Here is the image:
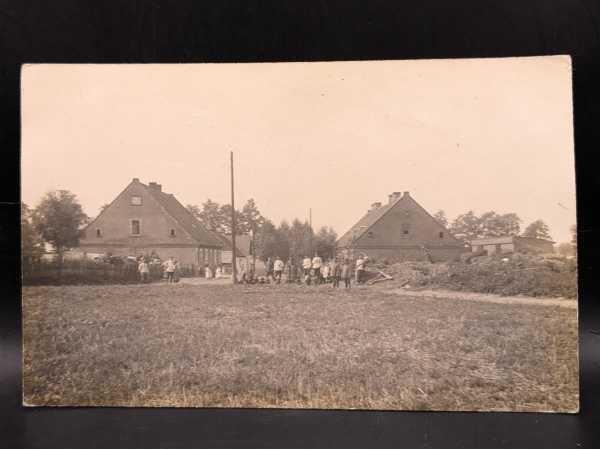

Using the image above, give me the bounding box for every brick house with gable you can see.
[336,191,465,262]
[79,178,223,268]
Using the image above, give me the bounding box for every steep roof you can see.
[337,196,403,247]
[144,184,223,247]
[337,192,459,247]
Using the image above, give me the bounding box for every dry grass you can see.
[22,283,578,412]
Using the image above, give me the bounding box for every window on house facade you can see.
[170,229,176,237]
[439,231,444,239]
[130,219,141,236]
[131,195,143,206]
[367,231,374,238]
[401,223,410,236]
[96,229,102,238]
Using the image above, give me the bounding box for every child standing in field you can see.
[311,253,323,285]
[341,259,351,289]
[138,258,150,283]
[163,257,176,283]
[266,257,274,283]
[321,261,330,284]
[273,256,284,284]
[355,256,365,284]
[204,263,213,280]
[330,258,340,288]
[302,255,312,285]
[284,257,294,283]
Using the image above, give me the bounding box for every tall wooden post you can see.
[230,151,237,284]
[309,208,313,255]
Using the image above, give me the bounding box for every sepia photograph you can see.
[21,56,578,412]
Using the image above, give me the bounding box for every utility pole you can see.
[230,151,237,284]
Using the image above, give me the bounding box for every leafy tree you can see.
[240,199,264,234]
[450,211,481,242]
[187,199,223,232]
[522,219,553,240]
[239,198,266,270]
[314,226,338,259]
[186,204,201,219]
[433,210,448,227]
[288,219,313,258]
[557,242,575,257]
[497,213,521,236]
[273,221,291,260]
[21,203,43,266]
[570,224,577,253]
[32,190,88,260]
[479,211,521,237]
[187,199,245,235]
[255,219,279,260]
[218,204,247,235]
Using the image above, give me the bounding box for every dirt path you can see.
[384,287,577,309]
[179,277,232,286]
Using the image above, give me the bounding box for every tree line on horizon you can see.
[21,190,577,265]
[185,199,338,261]
[21,190,338,265]
[432,209,576,256]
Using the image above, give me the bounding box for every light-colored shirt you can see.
[163,260,176,273]
[302,258,312,269]
[312,256,322,269]
[356,258,365,270]
[274,259,284,271]
[138,262,149,273]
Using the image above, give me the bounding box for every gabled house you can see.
[79,178,223,268]
[336,191,465,262]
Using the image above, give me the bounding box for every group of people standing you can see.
[137,253,371,286]
[136,256,180,283]
[247,253,368,288]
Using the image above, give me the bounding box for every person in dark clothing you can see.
[341,259,351,289]
[330,258,340,288]
[266,257,274,283]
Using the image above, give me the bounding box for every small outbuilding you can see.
[470,236,554,255]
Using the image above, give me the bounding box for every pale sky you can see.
[21,57,576,242]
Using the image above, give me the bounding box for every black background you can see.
[1,1,599,448]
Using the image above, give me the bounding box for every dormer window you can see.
[96,229,102,238]
[170,229,176,237]
[131,195,143,206]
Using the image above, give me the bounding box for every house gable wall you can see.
[80,181,198,249]
[354,196,461,249]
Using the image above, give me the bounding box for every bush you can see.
[382,254,577,298]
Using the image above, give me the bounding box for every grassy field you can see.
[22,283,578,412]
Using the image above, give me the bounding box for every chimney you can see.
[403,191,410,197]
[370,202,382,211]
[389,191,402,204]
[132,178,140,182]
[148,182,162,192]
